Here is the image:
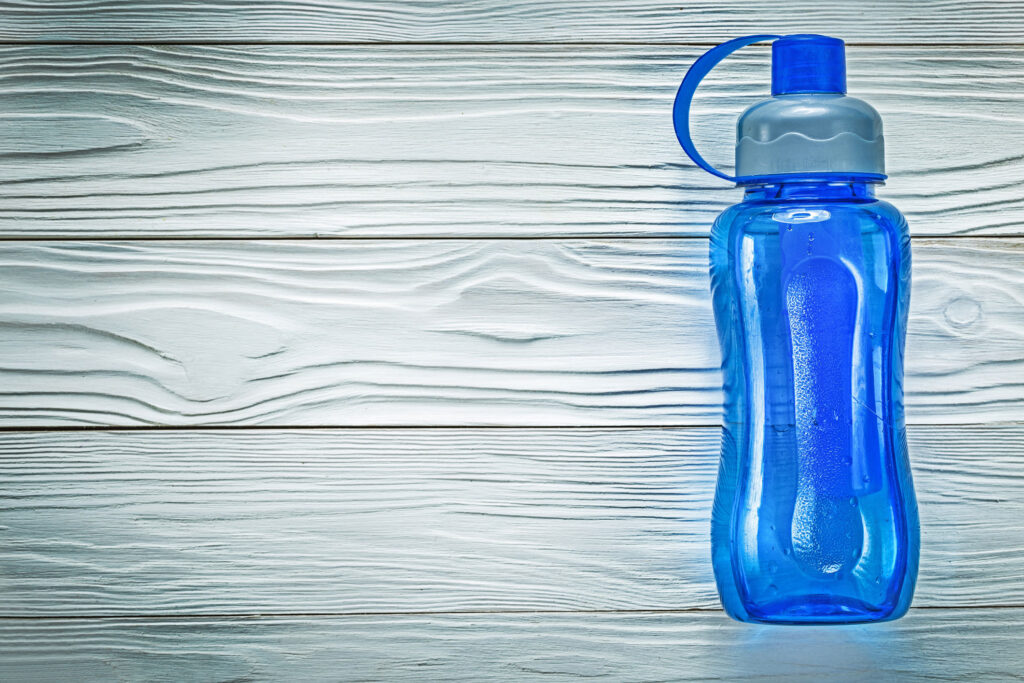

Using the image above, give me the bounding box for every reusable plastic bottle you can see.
[672,35,919,624]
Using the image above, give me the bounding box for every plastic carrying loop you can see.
[673,35,781,182]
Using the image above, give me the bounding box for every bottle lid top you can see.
[772,34,846,96]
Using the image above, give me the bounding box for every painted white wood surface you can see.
[0,239,1020,427]
[2,609,1023,682]
[1,1,1022,43]
[1,426,1021,616]
[2,0,1023,676]
[0,46,1022,238]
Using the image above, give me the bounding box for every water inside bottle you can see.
[710,185,916,623]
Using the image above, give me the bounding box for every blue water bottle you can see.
[673,35,919,624]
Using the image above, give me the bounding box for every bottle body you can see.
[710,179,918,624]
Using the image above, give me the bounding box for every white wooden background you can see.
[1,2,1023,681]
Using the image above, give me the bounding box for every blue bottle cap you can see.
[771,34,846,96]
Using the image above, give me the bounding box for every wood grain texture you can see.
[2,238,1021,427]
[1,1,1023,43]
[1,45,1023,238]
[2,610,1024,683]
[2,426,1022,616]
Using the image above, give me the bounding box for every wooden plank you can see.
[0,238,1020,427]
[1,1,1023,43]
[1,426,1022,616]
[1,45,1022,238]
[2,609,1023,682]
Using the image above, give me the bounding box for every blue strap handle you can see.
[673,35,781,182]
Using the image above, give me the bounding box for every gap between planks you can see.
[1,42,1024,47]
[4,421,1024,434]
[3,605,1022,622]
[0,234,1020,243]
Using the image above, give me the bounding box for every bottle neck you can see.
[742,178,877,202]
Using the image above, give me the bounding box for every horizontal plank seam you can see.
[3,421,1024,434]
[1,605,1021,621]
[0,610,722,621]
[1,41,1024,48]
[2,235,727,244]
[0,423,728,433]
[0,234,1019,244]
